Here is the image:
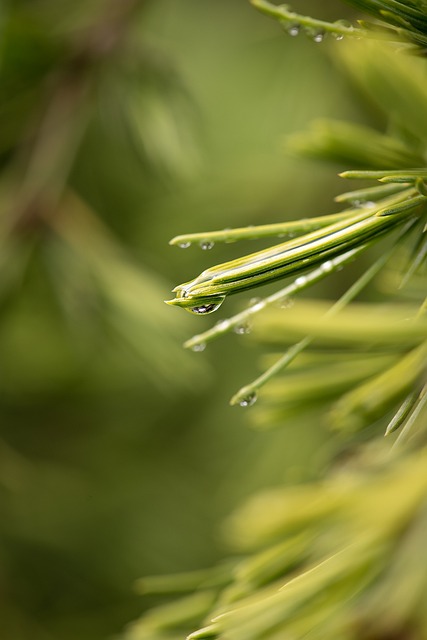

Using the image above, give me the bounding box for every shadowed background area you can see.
[0,1,366,638]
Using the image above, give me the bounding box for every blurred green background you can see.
[0,1,368,638]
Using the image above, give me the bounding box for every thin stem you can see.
[340,168,427,181]
[384,387,423,436]
[335,183,406,204]
[170,211,355,247]
[250,0,364,37]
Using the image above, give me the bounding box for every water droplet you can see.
[178,242,190,249]
[334,19,352,31]
[286,22,300,37]
[234,323,251,335]
[365,201,376,209]
[248,297,262,307]
[191,342,206,352]
[190,301,223,315]
[312,30,325,43]
[321,260,334,273]
[351,199,364,209]
[332,32,344,41]
[295,276,307,287]
[239,392,257,407]
[200,240,214,250]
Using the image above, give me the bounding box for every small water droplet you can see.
[190,301,223,315]
[312,30,325,43]
[191,342,206,352]
[321,260,334,273]
[200,240,214,250]
[332,32,344,41]
[351,199,364,209]
[239,392,257,407]
[286,22,300,37]
[365,201,376,208]
[248,297,262,307]
[334,19,352,30]
[178,242,190,249]
[234,323,251,335]
[295,276,307,287]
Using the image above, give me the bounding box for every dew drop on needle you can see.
[239,392,257,407]
[191,342,206,352]
[234,323,251,335]
[199,240,214,250]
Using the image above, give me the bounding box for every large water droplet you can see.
[178,242,190,249]
[190,300,224,315]
[295,276,307,287]
[234,323,251,335]
[191,342,206,352]
[239,392,257,407]
[200,240,214,250]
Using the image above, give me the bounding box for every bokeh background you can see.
[0,1,371,638]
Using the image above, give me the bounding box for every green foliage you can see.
[131,2,427,640]
[167,33,427,436]
[2,1,427,639]
[0,0,205,395]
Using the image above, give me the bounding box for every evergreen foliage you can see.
[128,1,427,639]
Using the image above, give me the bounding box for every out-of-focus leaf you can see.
[251,300,427,348]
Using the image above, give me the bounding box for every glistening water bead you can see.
[191,342,206,352]
[178,242,191,249]
[239,392,257,407]
[312,30,325,43]
[189,301,224,315]
[286,23,300,36]
[234,323,251,335]
[199,240,214,250]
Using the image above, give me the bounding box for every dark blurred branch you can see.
[12,0,144,233]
